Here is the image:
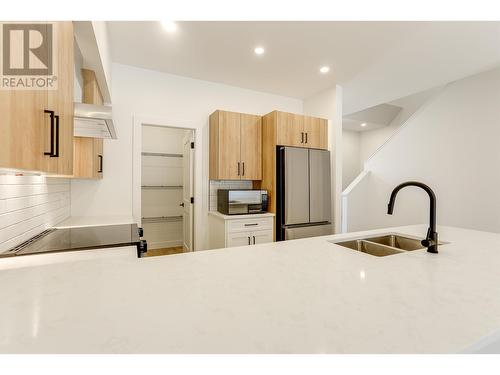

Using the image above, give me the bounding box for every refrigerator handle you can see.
[276,146,286,241]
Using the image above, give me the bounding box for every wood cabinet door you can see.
[217,111,241,180]
[0,23,53,173]
[304,116,328,149]
[94,138,103,179]
[276,112,304,147]
[240,113,262,180]
[73,137,103,179]
[73,137,94,178]
[49,21,74,176]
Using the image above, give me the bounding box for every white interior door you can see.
[182,131,194,251]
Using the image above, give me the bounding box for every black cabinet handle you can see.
[52,114,60,157]
[242,162,245,176]
[244,223,258,227]
[237,162,240,176]
[301,132,304,143]
[305,132,308,144]
[248,237,251,245]
[253,235,256,244]
[44,110,55,156]
[98,155,103,173]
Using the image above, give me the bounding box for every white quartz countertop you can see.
[53,215,137,229]
[208,211,275,220]
[1,224,500,353]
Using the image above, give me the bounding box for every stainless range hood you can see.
[73,103,117,139]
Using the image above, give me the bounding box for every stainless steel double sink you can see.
[329,234,446,257]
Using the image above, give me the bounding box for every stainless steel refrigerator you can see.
[276,146,333,241]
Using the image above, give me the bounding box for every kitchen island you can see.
[1,224,499,353]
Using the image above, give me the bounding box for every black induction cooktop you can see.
[1,224,146,258]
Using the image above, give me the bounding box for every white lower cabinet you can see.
[252,230,273,245]
[208,212,274,249]
[227,232,254,247]
[227,229,273,247]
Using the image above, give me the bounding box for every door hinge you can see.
[190,197,194,204]
[190,142,195,149]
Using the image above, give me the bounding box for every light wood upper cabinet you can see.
[217,111,241,180]
[50,21,74,176]
[304,116,328,149]
[0,84,51,172]
[0,23,50,173]
[276,111,304,147]
[73,137,103,179]
[0,21,74,175]
[271,111,328,150]
[209,110,262,181]
[72,68,104,179]
[240,113,262,180]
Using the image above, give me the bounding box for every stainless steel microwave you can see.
[217,190,268,215]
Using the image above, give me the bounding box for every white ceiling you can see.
[107,21,500,100]
[107,21,430,99]
[343,103,402,132]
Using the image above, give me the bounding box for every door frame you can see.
[132,115,198,250]
[181,130,195,251]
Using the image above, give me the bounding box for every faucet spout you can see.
[387,181,438,254]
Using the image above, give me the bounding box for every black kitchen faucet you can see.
[387,181,438,254]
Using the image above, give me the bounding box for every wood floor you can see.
[145,246,184,257]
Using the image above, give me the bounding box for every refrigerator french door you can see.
[276,146,332,241]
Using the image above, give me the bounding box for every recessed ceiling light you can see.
[161,21,177,33]
[319,66,330,74]
[361,123,367,127]
[254,46,265,55]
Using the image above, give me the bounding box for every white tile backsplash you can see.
[0,175,70,253]
[209,180,253,211]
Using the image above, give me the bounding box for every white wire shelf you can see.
[141,152,183,158]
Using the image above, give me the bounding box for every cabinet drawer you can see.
[227,217,273,233]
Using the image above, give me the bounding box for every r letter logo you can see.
[0,22,57,90]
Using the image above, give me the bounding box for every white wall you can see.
[341,130,361,190]
[344,66,500,233]
[0,176,70,252]
[303,86,343,233]
[358,123,400,169]
[341,23,500,115]
[71,63,303,250]
[358,87,443,167]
